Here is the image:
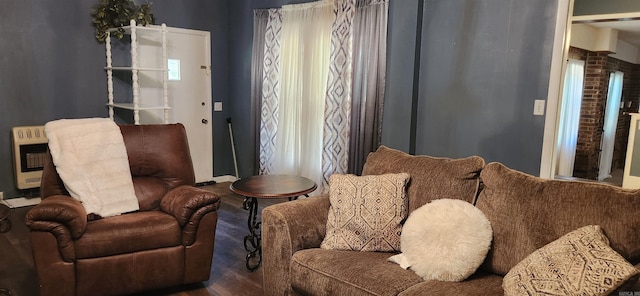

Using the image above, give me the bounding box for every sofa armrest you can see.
[160,185,221,245]
[25,195,87,261]
[262,194,330,296]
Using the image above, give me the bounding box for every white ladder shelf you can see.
[105,20,170,124]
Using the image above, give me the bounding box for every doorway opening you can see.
[544,4,640,187]
[555,47,638,186]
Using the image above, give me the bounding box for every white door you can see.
[166,28,213,183]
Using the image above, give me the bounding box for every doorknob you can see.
[202,119,208,124]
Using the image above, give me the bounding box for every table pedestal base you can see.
[231,175,317,272]
[242,197,261,272]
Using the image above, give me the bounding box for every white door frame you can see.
[539,0,574,179]
[539,1,640,179]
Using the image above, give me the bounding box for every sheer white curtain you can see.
[272,1,335,189]
[556,59,584,176]
[598,71,624,181]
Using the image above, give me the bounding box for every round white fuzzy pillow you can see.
[400,198,492,282]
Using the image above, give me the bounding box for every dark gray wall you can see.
[0,0,561,198]
[410,0,557,174]
[1,1,105,199]
[380,0,421,153]
[0,0,229,199]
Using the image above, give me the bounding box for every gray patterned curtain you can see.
[251,10,269,175]
[257,9,283,175]
[348,0,388,175]
[322,0,356,191]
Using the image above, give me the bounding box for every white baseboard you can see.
[5,197,41,208]
[212,175,238,183]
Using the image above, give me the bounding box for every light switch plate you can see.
[534,100,545,116]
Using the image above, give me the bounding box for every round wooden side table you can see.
[230,175,317,271]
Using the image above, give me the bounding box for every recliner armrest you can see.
[262,194,330,296]
[25,195,87,262]
[160,185,221,225]
[160,185,221,245]
[26,195,87,238]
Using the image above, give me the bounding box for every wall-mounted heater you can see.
[11,126,48,190]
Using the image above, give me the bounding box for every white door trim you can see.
[540,0,574,179]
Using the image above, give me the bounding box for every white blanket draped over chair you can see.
[44,118,139,217]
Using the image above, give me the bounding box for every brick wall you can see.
[568,47,640,179]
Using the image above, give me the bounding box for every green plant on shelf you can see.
[91,0,156,43]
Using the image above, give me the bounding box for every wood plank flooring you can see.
[0,182,284,296]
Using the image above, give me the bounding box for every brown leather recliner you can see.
[25,123,220,296]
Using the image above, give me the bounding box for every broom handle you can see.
[227,118,240,179]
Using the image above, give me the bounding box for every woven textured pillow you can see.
[321,173,410,252]
[503,225,640,296]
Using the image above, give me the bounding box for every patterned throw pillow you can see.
[503,225,640,296]
[320,173,410,252]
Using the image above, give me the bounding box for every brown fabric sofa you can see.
[25,123,221,296]
[262,146,640,295]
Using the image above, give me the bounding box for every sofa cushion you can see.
[362,146,484,213]
[398,199,492,282]
[397,271,504,296]
[476,162,640,276]
[291,248,424,296]
[503,225,639,296]
[75,211,182,259]
[321,173,410,252]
